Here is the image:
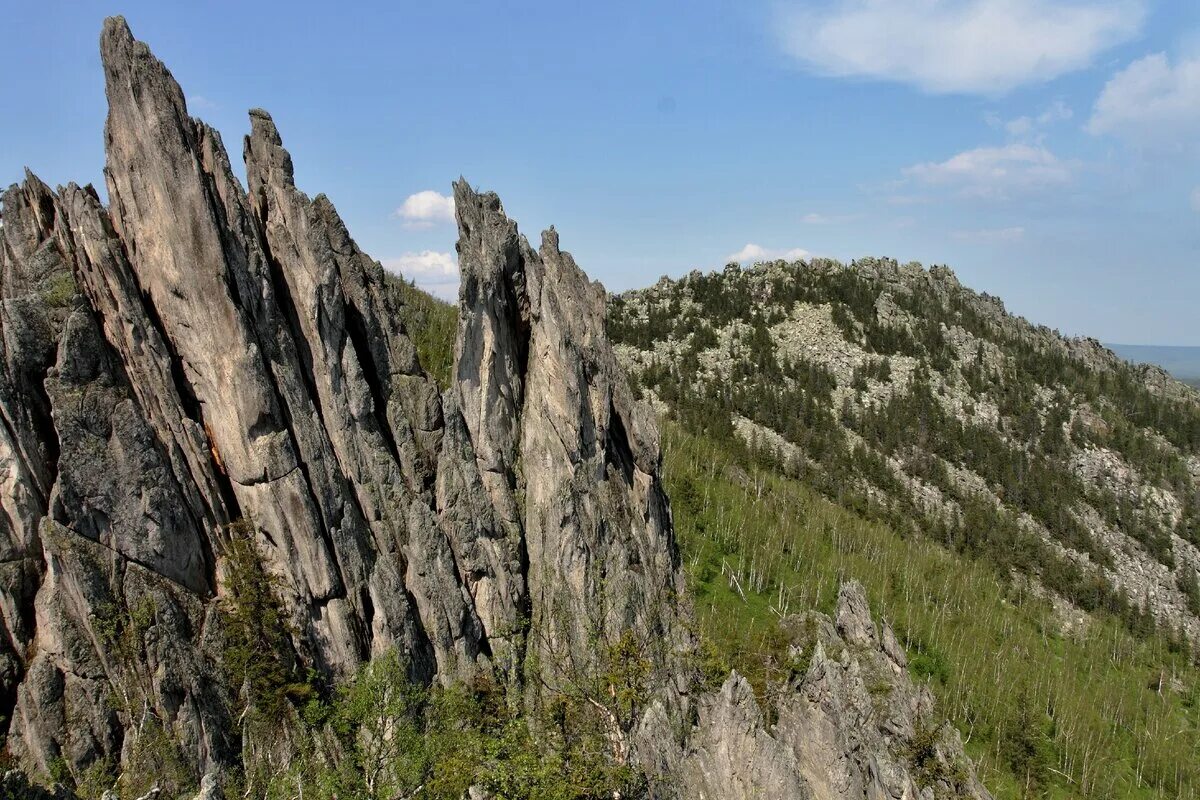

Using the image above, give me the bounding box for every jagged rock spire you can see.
[452,181,688,688]
[0,16,496,777]
[0,14,688,781]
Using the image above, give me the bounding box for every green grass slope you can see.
[389,273,458,388]
[665,424,1200,800]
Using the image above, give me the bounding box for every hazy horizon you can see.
[1107,342,1200,380]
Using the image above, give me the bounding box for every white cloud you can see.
[394,190,456,229]
[775,0,1144,94]
[726,243,812,264]
[995,99,1073,139]
[382,251,459,300]
[902,143,1073,199]
[1087,53,1200,148]
[801,212,858,224]
[188,94,218,111]
[1004,116,1035,137]
[951,226,1026,242]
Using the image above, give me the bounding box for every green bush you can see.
[40,271,76,308]
[389,275,458,389]
[218,519,306,723]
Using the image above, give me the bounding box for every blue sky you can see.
[3,1,1199,344]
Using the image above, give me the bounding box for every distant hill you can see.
[609,257,1200,797]
[1108,343,1200,382]
[611,259,1200,639]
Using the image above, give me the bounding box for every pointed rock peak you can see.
[100,15,134,53]
[100,16,187,117]
[10,169,55,217]
[452,179,512,233]
[245,108,295,191]
[101,14,131,39]
[20,167,46,189]
[452,178,499,213]
[2,170,60,263]
[835,579,877,648]
[453,178,526,299]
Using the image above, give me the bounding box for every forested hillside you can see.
[663,424,1200,799]
[610,259,1200,642]
[609,257,1200,799]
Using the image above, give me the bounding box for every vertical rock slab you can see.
[99,16,374,676]
[53,183,229,553]
[521,226,685,675]
[0,173,233,780]
[243,109,481,676]
[453,182,687,688]
[9,519,234,782]
[0,174,70,742]
[434,387,528,670]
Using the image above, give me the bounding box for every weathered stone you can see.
[669,582,990,800]
[676,673,811,800]
[453,184,689,691]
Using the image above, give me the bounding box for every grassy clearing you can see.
[664,423,1200,800]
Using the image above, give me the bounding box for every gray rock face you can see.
[676,673,812,799]
[0,16,989,799]
[0,13,687,784]
[0,15,488,781]
[0,171,235,779]
[452,185,688,690]
[777,582,990,800]
[656,582,990,800]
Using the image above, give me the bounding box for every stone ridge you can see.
[0,17,990,799]
[0,14,687,783]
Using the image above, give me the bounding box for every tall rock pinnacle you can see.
[452,183,688,686]
[0,15,688,781]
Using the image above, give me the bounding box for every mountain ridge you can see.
[609,255,1200,797]
[611,256,1200,637]
[1107,343,1200,383]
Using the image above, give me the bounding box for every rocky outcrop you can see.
[0,13,687,786]
[656,582,989,800]
[453,185,688,690]
[1,15,490,782]
[776,583,989,800]
[0,16,989,799]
